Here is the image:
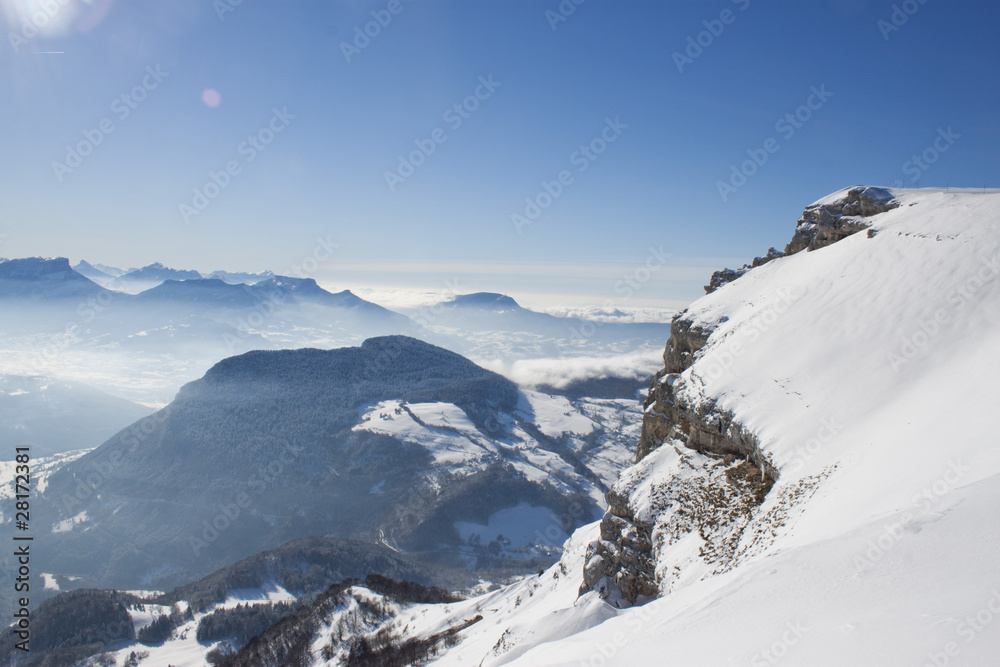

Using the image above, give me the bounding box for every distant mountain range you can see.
[0,257,669,404]
[410,290,671,359]
[69,260,275,292]
[0,258,427,403]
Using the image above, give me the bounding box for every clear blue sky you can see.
[2,0,998,308]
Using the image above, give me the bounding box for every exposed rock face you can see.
[704,186,898,294]
[704,247,784,294]
[582,186,899,604]
[581,318,777,603]
[784,185,898,254]
[660,317,712,380]
[582,490,656,601]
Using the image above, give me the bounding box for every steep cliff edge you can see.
[581,186,902,603]
[703,185,899,294]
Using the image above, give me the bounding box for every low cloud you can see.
[539,305,677,324]
[481,348,664,389]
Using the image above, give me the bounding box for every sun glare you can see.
[3,0,79,39]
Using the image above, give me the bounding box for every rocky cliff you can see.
[703,185,899,294]
[582,186,899,603]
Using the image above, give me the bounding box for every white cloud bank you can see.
[480,348,664,389]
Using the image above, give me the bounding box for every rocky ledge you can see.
[704,186,898,294]
[582,186,898,604]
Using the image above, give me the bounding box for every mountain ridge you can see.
[22,336,629,596]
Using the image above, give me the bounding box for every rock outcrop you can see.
[784,185,898,254]
[704,247,784,294]
[704,186,898,294]
[582,186,899,604]
[580,317,777,602]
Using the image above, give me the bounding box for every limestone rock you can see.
[704,186,898,295]
[784,185,898,254]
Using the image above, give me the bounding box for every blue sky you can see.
[1,0,998,309]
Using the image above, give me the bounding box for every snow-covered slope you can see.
[351,393,640,559]
[374,186,1000,665]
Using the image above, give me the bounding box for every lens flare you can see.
[201,88,222,108]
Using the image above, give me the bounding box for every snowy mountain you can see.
[0,537,476,667]
[131,277,415,337]
[92,262,127,277]
[17,337,640,600]
[135,278,261,309]
[120,262,203,284]
[0,256,668,407]
[404,291,671,363]
[252,276,385,311]
[204,269,275,285]
[101,262,204,294]
[73,262,273,289]
[424,291,662,337]
[72,259,117,283]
